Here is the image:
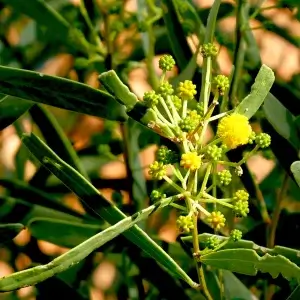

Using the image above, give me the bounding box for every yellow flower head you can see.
[207,211,226,230]
[217,113,252,149]
[177,80,197,101]
[180,152,202,171]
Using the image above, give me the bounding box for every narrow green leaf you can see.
[1,0,95,55]
[0,66,128,122]
[99,70,138,110]
[0,223,25,243]
[0,95,33,130]
[0,202,165,292]
[29,104,88,179]
[204,0,221,43]
[291,161,300,187]
[263,93,300,150]
[235,64,275,118]
[0,196,83,225]
[201,249,300,282]
[0,179,88,220]
[21,133,199,288]
[161,0,193,71]
[28,218,102,248]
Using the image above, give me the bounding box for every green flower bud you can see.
[217,169,232,186]
[168,95,182,111]
[150,189,166,202]
[207,211,226,230]
[248,131,256,144]
[233,200,249,217]
[201,43,218,58]
[148,161,166,180]
[206,145,223,161]
[177,80,197,101]
[143,90,160,108]
[159,54,176,72]
[205,236,220,249]
[156,146,179,165]
[234,189,249,202]
[179,110,201,133]
[230,229,242,242]
[196,101,204,117]
[157,82,174,97]
[213,75,229,95]
[177,215,194,233]
[255,133,271,148]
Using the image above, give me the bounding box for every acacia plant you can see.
[0,0,300,299]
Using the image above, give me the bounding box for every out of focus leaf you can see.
[263,93,300,150]
[0,223,25,243]
[28,218,102,248]
[291,161,300,187]
[1,0,94,54]
[223,270,254,300]
[0,95,33,130]
[161,0,193,71]
[0,66,128,121]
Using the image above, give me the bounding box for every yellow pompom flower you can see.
[217,113,252,149]
[180,152,202,171]
[207,211,226,230]
[177,80,197,100]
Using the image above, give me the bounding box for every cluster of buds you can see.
[142,50,271,248]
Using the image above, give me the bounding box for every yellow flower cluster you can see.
[217,113,252,149]
[180,152,202,171]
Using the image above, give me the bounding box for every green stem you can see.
[197,163,212,199]
[229,0,249,104]
[79,0,105,55]
[163,176,186,194]
[159,97,175,124]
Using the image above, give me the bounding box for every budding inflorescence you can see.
[143,54,272,253]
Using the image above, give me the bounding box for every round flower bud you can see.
[217,113,253,149]
[201,43,218,58]
[213,75,229,95]
[157,82,174,97]
[143,90,160,108]
[230,229,242,242]
[148,161,166,180]
[180,152,202,171]
[206,145,223,161]
[179,110,201,133]
[206,236,220,249]
[159,54,176,72]
[233,200,249,217]
[177,215,194,233]
[255,133,271,148]
[196,101,204,117]
[177,80,197,101]
[207,211,226,230]
[217,169,232,186]
[150,189,166,202]
[248,131,256,144]
[234,190,249,202]
[156,146,179,165]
